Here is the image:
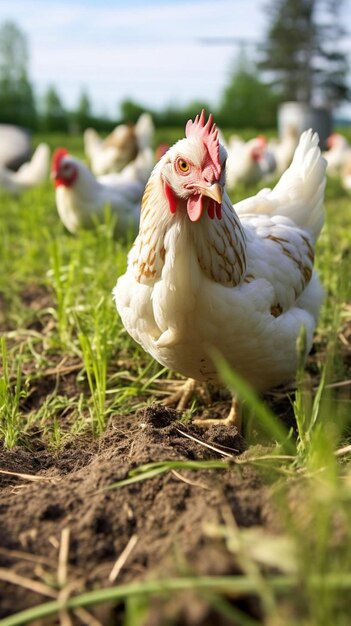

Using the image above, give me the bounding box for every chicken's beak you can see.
[199,182,222,204]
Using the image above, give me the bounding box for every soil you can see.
[0,286,350,625]
[0,405,278,625]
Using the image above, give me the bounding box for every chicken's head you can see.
[326,133,347,150]
[326,133,337,149]
[52,148,78,188]
[250,135,266,162]
[160,110,225,222]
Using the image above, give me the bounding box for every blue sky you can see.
[1,0,350,119]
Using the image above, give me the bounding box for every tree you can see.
[120,99,148,123]
[218,53,279,128]
[73,89,92,130]
[41,86,68,131]
[0,21,37,127]
[259,0,349,107]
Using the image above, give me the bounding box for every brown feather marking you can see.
[244,273,255,283]
[301,235,315,263]
[217,215,246,277]
[135,262,157,283]
[233,247,244,275]
[264,233,313,291]
[280,247,311,288]
[133,177,167,283]
[301,264,312,284]
[141,181,153,214]
[104,125,138,157]
[141,177,160,217]
[271,303,283,318]
[147,247,156,266]
[265,234,290,245]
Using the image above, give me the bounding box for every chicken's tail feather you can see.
[135,113,155,150]
[269,129,327,241]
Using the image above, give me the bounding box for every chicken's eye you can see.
[176,158,190,174]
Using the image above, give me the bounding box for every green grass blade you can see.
[2,574,351,626]
[210,348,295,453]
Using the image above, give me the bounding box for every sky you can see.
[0,0,267,117]
[0,0,350,120]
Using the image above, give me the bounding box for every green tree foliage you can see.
[259,0,349,106]
[0,21,37,127]
[120,99,148,123]
[41,86,68,132]
[218,54,279,128]
[73,89,92,131]
[120,99,212,127]
[154,100,212,127]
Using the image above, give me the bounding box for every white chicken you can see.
[340,153,351,192]
[0,123,31,169]
[105,146,155,186]
[114,111,326,427]
[84,126,136,176]
[83,127,104,162]
[267,125,299,176]
[225,135,267,188]
[52,148,149,235]
[85,113,155,176]
[0,143,50,195]
[322,133,350,175]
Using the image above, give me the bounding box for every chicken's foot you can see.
[161,377,211,411]
[193,395,242,432]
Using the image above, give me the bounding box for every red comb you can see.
[185,110,221,179]
[52,147,68,172]
[326,133,338,148]
[257,134,266,146]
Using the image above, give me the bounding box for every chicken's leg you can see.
[193,395,242,432]
[159,378,240,431]
[162,377,211,411]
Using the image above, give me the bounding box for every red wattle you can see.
[54,177,63,188]
[163,181,177,213]
[187,194,203,222]
[207,200,215,219]
[215,202,222,219]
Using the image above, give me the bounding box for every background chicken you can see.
[0,124,32,170]
[52,147,150,235]
[84,113,155,176]
[267,125,299,176]
[83,127,104,163]
[114,110,326,427]
[225,134,268,188]
[0,143,50,195]
[104,145,155,186]
[340,153,351,191]
[322,132,350,175]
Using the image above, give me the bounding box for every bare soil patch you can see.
[0,406,277,624]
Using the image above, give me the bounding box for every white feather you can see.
[0,143,50,195]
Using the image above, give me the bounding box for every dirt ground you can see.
[0,403,280,624]
[1,287,350,625]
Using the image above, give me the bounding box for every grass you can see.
[2,573,351,626]
[0,337,26,448]
[0,127,350,625]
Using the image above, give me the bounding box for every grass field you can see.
[0,128,350,625]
